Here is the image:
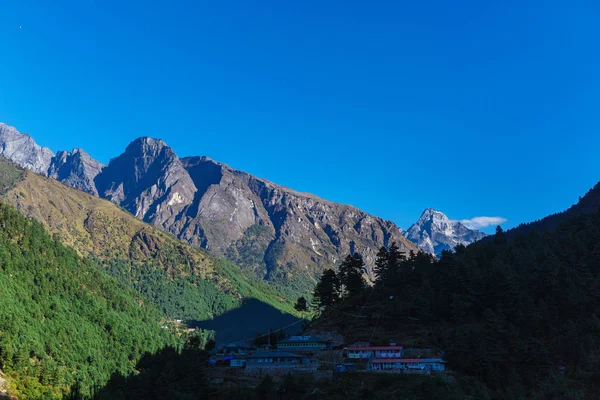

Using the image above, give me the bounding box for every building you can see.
[245,351,309,367]
[334,363,357,372]
[229,358,246,368]
[276,336,331,351]
[221,342,258,355]
[370,358,446,374]
[346,345,404,359]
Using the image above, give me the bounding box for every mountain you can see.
[403,208,486,254]
[0,157,297,321]
[0,122,418,299]
[96,148,417,297]
[0,122,104,195]
[0,122,54,174]
[47,148,105,195]
[94,137,197,225]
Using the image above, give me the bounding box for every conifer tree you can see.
[338,253,366,298]
[294,296,308,312]
[386,242,405,288]
[312,269,340,309]
[374,246,389,287]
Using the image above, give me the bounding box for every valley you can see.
[0,123,598,399]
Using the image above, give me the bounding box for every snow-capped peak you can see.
[403,209,486,255]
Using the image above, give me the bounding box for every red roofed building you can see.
[346,345,404,359]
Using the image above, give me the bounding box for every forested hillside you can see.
[0,203,179,399]
[0,158,296,320]
[310,202,600,398]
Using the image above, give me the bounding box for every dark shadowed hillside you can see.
[189,298,303,345]
[308,188,600,399]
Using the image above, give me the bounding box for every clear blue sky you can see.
[1,0,599,233]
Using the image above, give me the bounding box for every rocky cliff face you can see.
[48,148,105,195]
[403,208,486,254]
[0,123,418,295]
[0,123,54,174]
[0,123,104,195]
[94,137,197,228]
[171,157,416,287]
[96,149,417,292]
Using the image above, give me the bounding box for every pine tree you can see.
[338,253,366,299]
[313,269,340,309]
[294,296,308,312]
[386,242,405,288]
[374,246,389,287]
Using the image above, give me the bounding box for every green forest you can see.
[0,203,180,399]
[103,258,239,321]
[311,208,600,398]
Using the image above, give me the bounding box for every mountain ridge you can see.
[0,122,418,298]
[0,157,297,319]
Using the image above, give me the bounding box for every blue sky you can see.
[1,0,599,233]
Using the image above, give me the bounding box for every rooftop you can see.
[246,351,302,359]
[371,358,446,364]
[278,335,328,344]
[346,346,404,351]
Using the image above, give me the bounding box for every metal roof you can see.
[278,336,328,344]
[246,351,302,358]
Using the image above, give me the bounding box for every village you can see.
[205,333,447,383]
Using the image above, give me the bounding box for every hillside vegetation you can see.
[0,160,296,318]
[309,199,600,399]
[0,202,179,399]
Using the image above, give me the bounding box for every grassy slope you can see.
[0,160,297,318]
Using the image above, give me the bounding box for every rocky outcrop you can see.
[404,208,486,254]
[48,148,105,195]
[0,122,54,174]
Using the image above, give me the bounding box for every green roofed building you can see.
[276,335,331,351]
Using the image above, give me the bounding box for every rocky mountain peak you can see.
[418,208,449,223]
[0,122,54,175]
[126,136,170,155]
[48,148,105,196]
[404,208,486,255]
[94,137,196,225]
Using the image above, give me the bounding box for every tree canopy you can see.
[0,203,179,399]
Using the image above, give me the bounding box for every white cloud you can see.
[460,216,507,230]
